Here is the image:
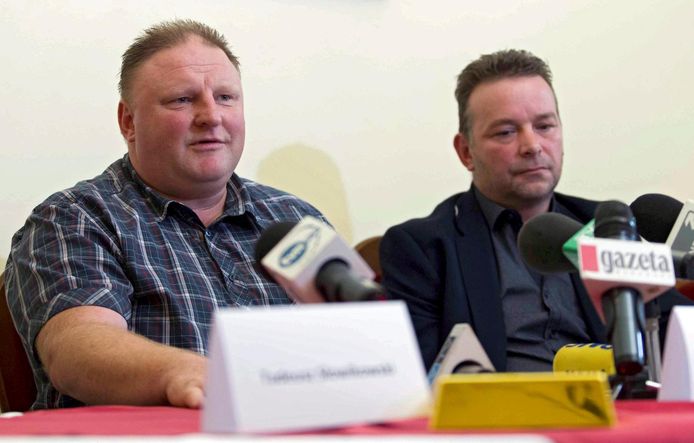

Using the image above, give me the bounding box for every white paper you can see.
[659,306,694,401]
[201,301,431,433]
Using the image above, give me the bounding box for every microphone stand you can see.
[644,299,662,384]
[610,299,661,400]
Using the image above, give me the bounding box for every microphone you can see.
[255,216,385,303]
[630,193,683,243]
[593,201,645,376]
[518,212,583,274]
[630,194,683,382]
[518,210,675,299]
[631,194,694,280]
[630,193,694,383]
[553,343,616,375]
[518,204,675,380]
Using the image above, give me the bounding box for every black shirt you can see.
[474,188,591,371]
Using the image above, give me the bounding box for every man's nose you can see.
[519,128,541,156]
[194,96,222,127]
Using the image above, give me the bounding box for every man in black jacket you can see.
[380,49,687,372]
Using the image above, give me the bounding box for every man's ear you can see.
[453,132,474,172]
[117,100,136,143]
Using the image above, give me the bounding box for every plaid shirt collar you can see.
[122,154,256,224]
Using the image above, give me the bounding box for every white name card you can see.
[201,301,431,433]
[659,306,694,401]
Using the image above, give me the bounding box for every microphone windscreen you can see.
[518,212,583,274]
[630,193,683,243]
[594,200,637,240]
[254,221,297,262]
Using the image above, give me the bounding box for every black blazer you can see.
[380,189,609,371]
[381,189,692,371]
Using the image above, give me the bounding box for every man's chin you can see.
[190,159,238,182]
[193,172,234,188]
[514,182,557,202]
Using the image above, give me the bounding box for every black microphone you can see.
[631,194,694,385]
[630,193,683,243]
[630,194,689,383]
[518,208,680,287]
[593,200,646,376]
[255,219,385,303]
[255,221,297,260]
[518,212,583,274]
[518,203,668,384]
[630,194,694,280]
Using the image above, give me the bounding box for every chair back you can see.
[354,236,383,283]
[0,272,36,411]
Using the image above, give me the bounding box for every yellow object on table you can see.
[430,372,615,430]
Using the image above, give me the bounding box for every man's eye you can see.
[536,123,556,132]
[494,129,515,138]
[174,97,191,103]
[218,94,239,104]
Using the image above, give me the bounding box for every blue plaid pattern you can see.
[5,155,326,409]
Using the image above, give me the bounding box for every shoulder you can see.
[25,158,136,220]
[385,191,466,237]
[383,191,467,250]
[233,176,328,224]
[10,158,143,247]
[37,157,136,209]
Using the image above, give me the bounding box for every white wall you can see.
[2,0,694,262]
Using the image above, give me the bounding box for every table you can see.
[1,400,693,442]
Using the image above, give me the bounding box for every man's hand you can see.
[164,355,207,409]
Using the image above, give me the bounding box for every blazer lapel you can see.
[453,191,508,370]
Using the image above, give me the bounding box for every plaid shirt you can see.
[5,155,326,409]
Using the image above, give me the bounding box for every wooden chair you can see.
[0,272,37,411]
[354,236,383,283]
[676,279,694,301]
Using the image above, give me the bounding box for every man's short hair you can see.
[455,49,555,136]
[119,19,240,102]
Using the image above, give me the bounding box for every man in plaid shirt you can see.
[5,20,326,409]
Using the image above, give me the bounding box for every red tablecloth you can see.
[1,400,693,442]
[0,405,196,436]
